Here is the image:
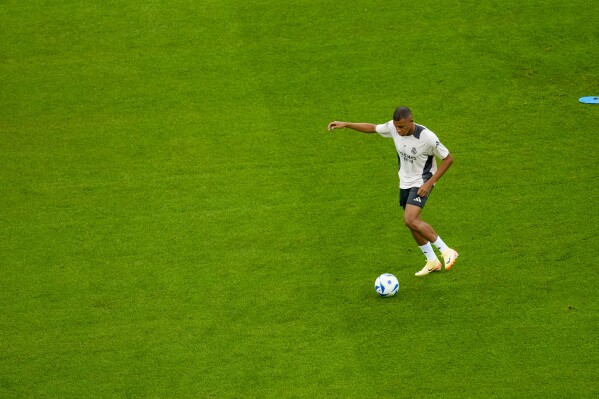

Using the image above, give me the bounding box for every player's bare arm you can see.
[417,153,454,197]
[327,121,377,133]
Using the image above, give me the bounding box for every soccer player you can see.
[327,106,459,276]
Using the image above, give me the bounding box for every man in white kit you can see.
[327,106,459,276]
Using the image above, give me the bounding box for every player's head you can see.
[392,106,415,136]
[393,106,413,122]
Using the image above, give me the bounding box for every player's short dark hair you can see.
[393,106,413,121]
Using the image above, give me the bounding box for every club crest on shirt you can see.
[411,147,417,155]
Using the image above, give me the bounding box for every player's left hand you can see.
[417,182,433,197]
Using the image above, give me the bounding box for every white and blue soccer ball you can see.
[375,273,399,297]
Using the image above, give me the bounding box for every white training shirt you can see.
[375,122,450,189]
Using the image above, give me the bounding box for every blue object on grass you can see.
[579,96,599,104]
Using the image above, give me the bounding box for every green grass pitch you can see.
[1,0,598,397]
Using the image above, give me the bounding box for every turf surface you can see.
[1,0,598,397]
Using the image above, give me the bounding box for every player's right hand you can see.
[327,121,346,130]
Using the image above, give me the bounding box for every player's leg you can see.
[401,189,436,259]
[409,228,428,246]
[404,204,438,244]
[403,188,459,275]
[404,204,442,276]
[405,204,459,272]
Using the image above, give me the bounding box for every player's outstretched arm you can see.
[327,121,377,133]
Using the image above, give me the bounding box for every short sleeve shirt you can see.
[375,121,450,189]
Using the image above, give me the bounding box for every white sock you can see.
[432,236,449,253]
[419,242,437,261]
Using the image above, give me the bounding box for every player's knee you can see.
[404,216,418,230]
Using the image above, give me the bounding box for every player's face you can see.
[393,118,414,136]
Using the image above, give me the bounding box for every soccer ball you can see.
[375,273,399,297]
